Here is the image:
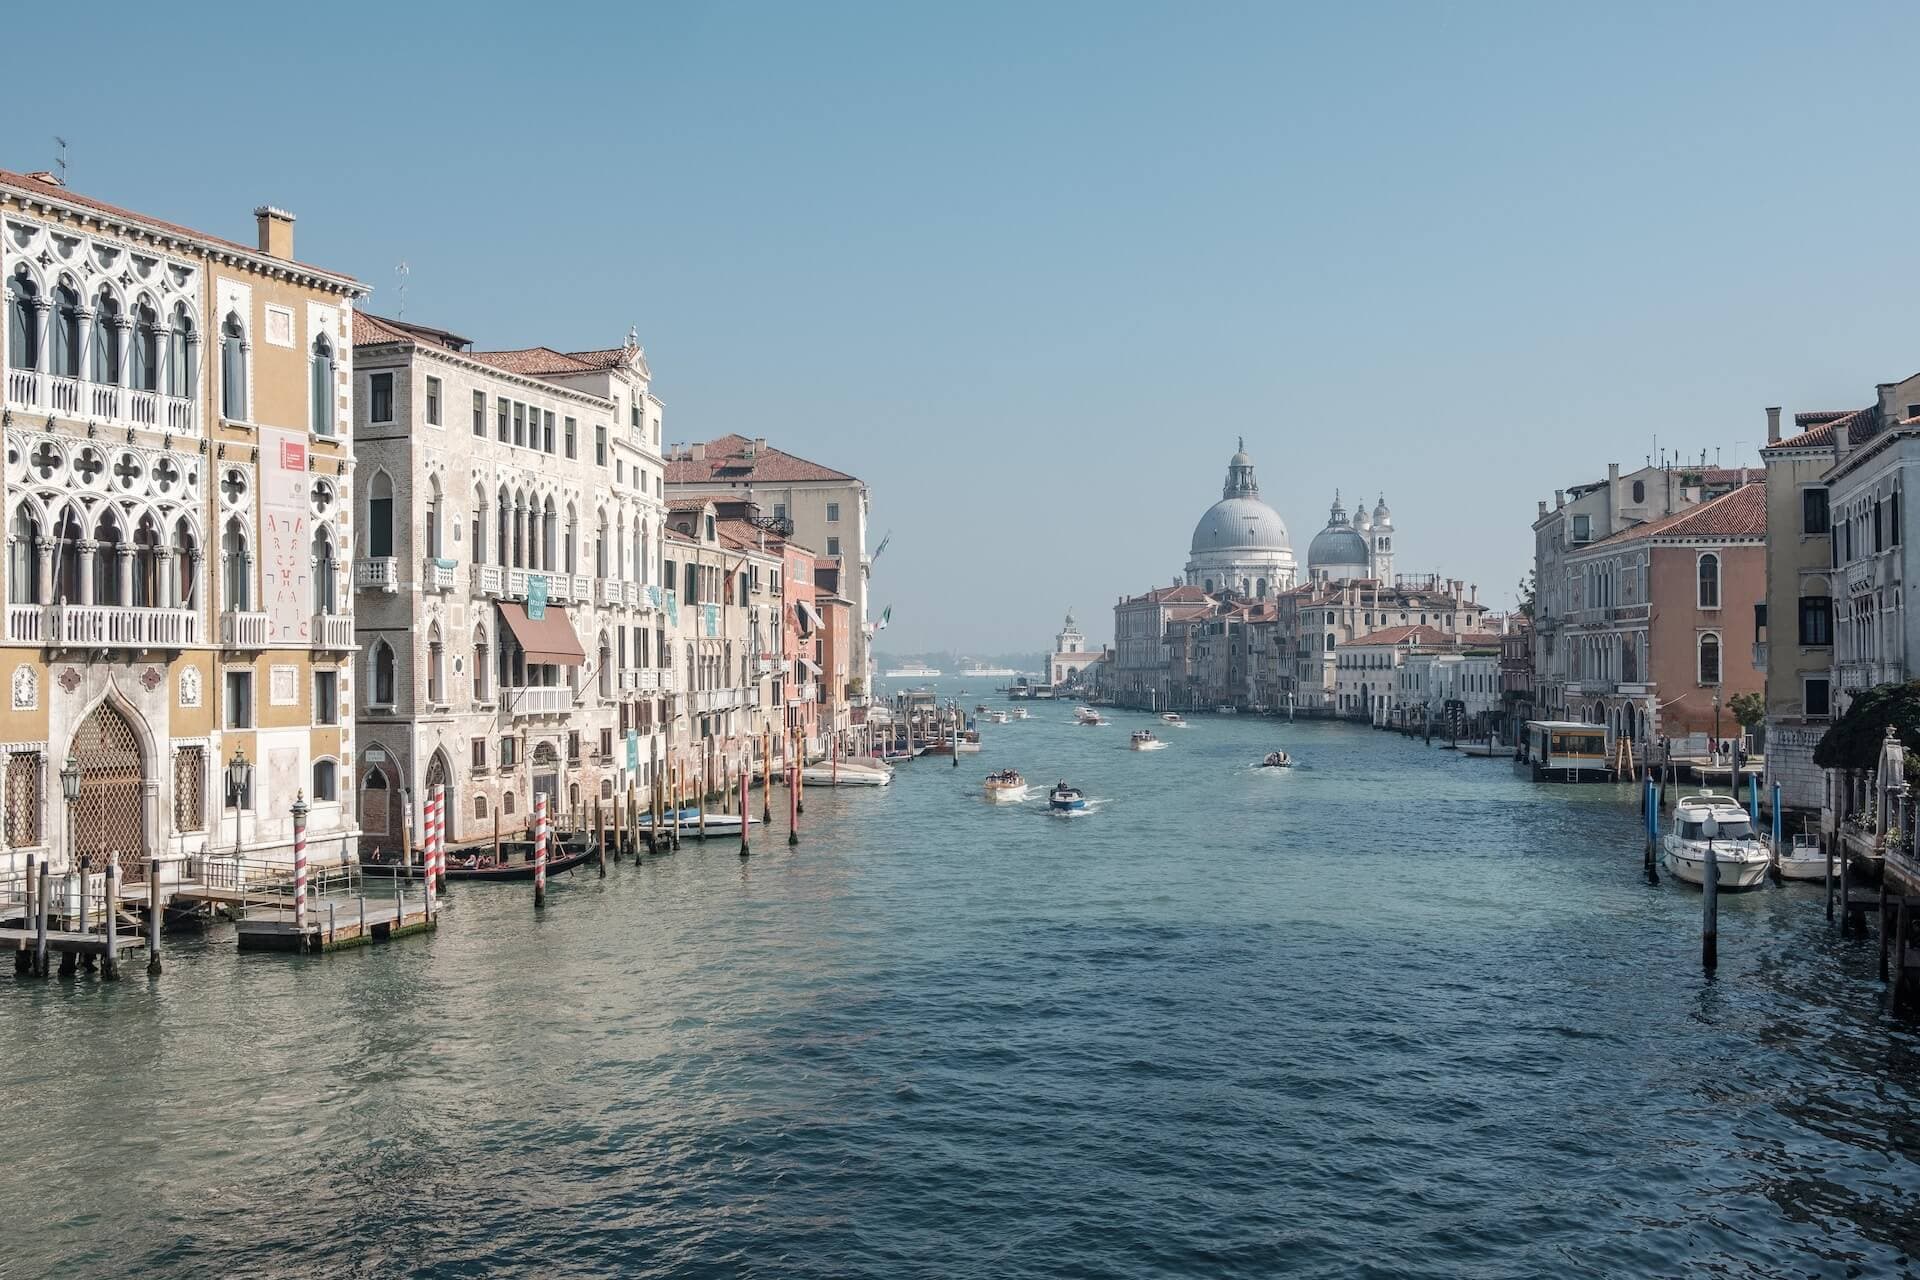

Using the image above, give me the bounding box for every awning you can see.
[800,657,822,676]
[795,599,823,632]
[498,602,586,665]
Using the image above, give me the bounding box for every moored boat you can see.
[362,844,594,880]
[1048,781,1088,813]
[1661,795,1772,889]
[1213,704,1238,715]
[1130,729,1166,751]
[801,761,892,787]
[984,770,1029,803]
[1776,832,1829,881]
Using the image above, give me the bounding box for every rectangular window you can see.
[595,425,608,466]
[1754,602,1767,632]
[425,376,442,426]
[471,737,487,770]
[568,730,581,762]
[1571,514,1591,543]
[513,402,526,448]
[1894,491,1903,546]
[1798,595,1833,646]
[543,410,556,454]
[564,416,578,459]
[497,396,510,442]
[499,736,518,769]
[827,536,841,557]
[225,670,252,728]
[369,372,394,423]
[1802,487,1829,535]
[1875,499,1884,553]
[1805,676,1832,718]
[826,502,840,523]
[4,751,42,846]
[314,670,338,724]
[600,728,613,758]
[473,390,486,436]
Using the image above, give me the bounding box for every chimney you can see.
[1835,419,1852,466]
[1766,406,1781,445]
[253,205,295,259]
[1537,499,1548,519]
[1554,489,1566,508]
[754,436,767,454]
[690,442,706,461]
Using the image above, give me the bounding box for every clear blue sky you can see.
[17,2,1919,654]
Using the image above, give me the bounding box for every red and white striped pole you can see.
[421,788,438,917]
[431,782,447,895]
[291,791,309,936]
[533,792,549,910]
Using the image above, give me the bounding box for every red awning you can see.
[497,602,586,665]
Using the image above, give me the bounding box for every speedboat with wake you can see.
[984,770,1029,804]
[1130,729,1167,751]
[1075,707,1104,725]
[1260,751,1293,769]
[1160,712,1189,728]
[1048,781,1088,814]
[1661,795,1771,889]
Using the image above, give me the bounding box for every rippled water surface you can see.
[5,693,1919,1278]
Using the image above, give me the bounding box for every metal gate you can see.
[72,702,146,879]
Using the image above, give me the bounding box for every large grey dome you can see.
[1308,524,1370,566]
[1191,497,1292,555]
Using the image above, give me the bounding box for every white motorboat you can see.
[1259,750,1293,769]
[801,761,892,787]
[984,770,1029,804]
[985,710,1010,724]
[1130,729,1167,751]
[1160,713,1189,728]
[1011,707,1031,720]
[1048,782,1088,814]
[1776,833,1829,881]
[1662,795,1772,889]
[1075,707,1104,725]
[1213,704,1238,715]
[637,808,753,835]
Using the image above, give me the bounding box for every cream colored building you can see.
[1760,407,1842,812]
[1,170,365,884]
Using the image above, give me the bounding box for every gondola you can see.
[360,843,594,882]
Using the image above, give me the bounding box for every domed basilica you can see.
[1182,443,1396,598]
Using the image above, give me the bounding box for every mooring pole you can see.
[533,792,549,910]
[1702,837,1719,971]
[146,856,162,977]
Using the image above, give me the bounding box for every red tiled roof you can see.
[1764,408,1867,453]
[1700,466,1763,487]
[1165,604,1212,622]
[0,169,361,284]
[352,312,415,346]
[467,347,595,376]
[1346,625,1457,648]
[665,433,856,485]
[1589,481,1766,545]
[666,497,712,514]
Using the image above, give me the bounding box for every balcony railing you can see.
[504,685,574,718]
[6,368,198,434]
[312,613,355,649]
[219,611,270,649]
[6,603,43,644]
[355,557,399,593]
[50,603,199,648]
[598,578,626,608]
[423,558,456,593]
[472,563,504,597]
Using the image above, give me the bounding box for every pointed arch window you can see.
[132,303,160,392]
[52,506,83,604]
[368,472,394,559]
[52,285,81,378]
[372,639,396,706]
[167,304,196,399]
[470,484,487,563]
[132,514,162,607]
[91,509,122,604]
[425,480,443,560]
[496,489,510,569]
[427,626,445,704]
[595,513,609,576]
[174,519,197,610]
[565,504,578,575]
[220,311,247,420]
[310,333,335,435]
[222,516,250,611]
[312,527,336,614]
[8,271,39,370]
[91,291,122,385]
[473,625,490,700]
[8,508,39,604]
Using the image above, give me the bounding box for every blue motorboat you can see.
[1048,782,1088,813]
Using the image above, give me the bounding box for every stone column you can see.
[116,544,134,609]
[156,547,176,609]
[78,539,96,605]
[29,297,52,376]
[33,534,51,605]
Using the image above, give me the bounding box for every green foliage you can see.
[1516,571,1536,619]
[1812,680,1920,770]
[1728,692,1765,731]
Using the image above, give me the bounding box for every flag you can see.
[873,531,892,559]
[877,605,892,631]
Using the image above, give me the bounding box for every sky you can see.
[15,2,1920,654]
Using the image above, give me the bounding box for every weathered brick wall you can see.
[1765,719,1826,813]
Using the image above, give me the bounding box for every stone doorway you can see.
[71,700,147,880]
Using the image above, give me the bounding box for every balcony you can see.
[355,557,399,593]
[48,603,198,648]
[4,369,196,434]
[219,611,270,649]
[423,558,457,593]
[6,604,43,644]
[472,563,505,597]
[504,685,574,718]
[598,578,627,608]
[312,613,355,649]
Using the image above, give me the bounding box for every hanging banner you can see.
[259,428,310,644]
[704,603,719,637]
[527,574,548,621]
[627,730,639,771]
[667,589,678,627]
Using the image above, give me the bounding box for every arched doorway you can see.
[71,700,146,878]
[532,742,559,825]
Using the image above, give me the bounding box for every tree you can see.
[1728,692,1764,732]
[1516,571,1536,620]
[1813,680,1920,770]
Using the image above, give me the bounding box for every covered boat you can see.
[1130,730,1166,751]
[1048,781,1088,813]
[1662,795,1772,889]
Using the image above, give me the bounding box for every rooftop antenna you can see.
[394,261,410,319]
[53,136,67,185]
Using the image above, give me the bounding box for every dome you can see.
[1308,524,1370,567]
[1373,495,1392,526]
[1191,497,1292,556]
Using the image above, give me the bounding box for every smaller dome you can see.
[1373,495,1392,526]
[1308,525,1371,569]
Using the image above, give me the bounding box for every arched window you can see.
[312,528,335,615]
[8,271,39,370]
[1631,479,1645,504]
[425,479,442,560]
[173,519,197,610]
[427,626,445,704]
[1203,579,1214,593]
[503,792,516,817]
[595,511,608,576]
[220,311,247,420]
[132,514,161,607]
[222,516,250,611]
[474,794,489,821]
[473,625,490,700]
[310,333,335,435]
[52,505,83,604]
[167,304,196,399]
[372,639,396,706]
[471,484,487,563]
[8,508,39,604]
[91,291,122,385]
[368,472,394,559]
[565,504,578,575]
[1257,577,1267,597]
[312,758,338,802]
[543,496,558,569]
[1697,553,1720,609]
[52,285,81,378]
[132,303,159,392]
[512,488,526,569]
[1698,632,1721,685]
[92,509,122,605]
[496,488,510,569]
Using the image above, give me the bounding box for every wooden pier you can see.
[236,894,438,953]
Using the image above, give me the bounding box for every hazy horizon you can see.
[16,1,1919,652]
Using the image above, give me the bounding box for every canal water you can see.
[3,690,1917,1278]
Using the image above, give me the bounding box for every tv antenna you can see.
[394,261,410,318]
[53,137,68,185]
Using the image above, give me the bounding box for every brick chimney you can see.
[1766,406,1781,445]
[254,205,295,259]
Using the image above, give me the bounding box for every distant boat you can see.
[1213,704,1238,715]
[1130,730,1167,751]
[801,761,892,787]
[1160,713,1189,728]
[960,665,1019,678]
[1011,707,1031,720]
[1075,706,1103,725]
[1260,751,1293,769]
[884,664,942,678]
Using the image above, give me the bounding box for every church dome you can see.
[1373,495,1392,526]
[1307,491,1372,574]
[1191,497,1292,555]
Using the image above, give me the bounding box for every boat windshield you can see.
[1715,817,1753,839]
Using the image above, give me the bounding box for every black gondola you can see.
[360,843,593,882]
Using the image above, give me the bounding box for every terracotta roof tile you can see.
[1345,624,1458,648]
[665,433,857,485]
[466,347,595,376]
[1589,481,1766,546]
[352,312,415,346]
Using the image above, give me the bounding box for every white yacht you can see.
[1661,795,1771,889]
[1160,712,1190,728]
[1130,729,1167,751]
[1010,707,1031,720]
[800,759,893,787]
[1075,707,1104,725]
[883,664,942,678]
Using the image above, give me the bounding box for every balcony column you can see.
[156,547,176,609]
[528,508,542,572]
[74,309,95,383]
[116,543,134,607]
[33,534,52,604]
[77,539,96,604]
[181,549,200,612]
[29,298,52,382]
[111,315,132,389]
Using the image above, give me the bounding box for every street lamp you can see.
[60,753,81,867]
[227,746,252,858]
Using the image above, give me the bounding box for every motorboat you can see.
[1260,751,1293,769]
[1160,713,1189,728]
[1130,730,1167,751]
[801,760,892,787]
[1075,707,1104,725]
[1776,832,1830,881]
[1661,795,1772,889]
[634,808,756,835]
[984,770,1029,804]
[1048,782,1088,814]
[1011,707,1031,720]
[1214,704,1238,715]
[985,710,1010,724]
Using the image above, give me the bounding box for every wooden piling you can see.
[1879,879,1891,982]
[77,855,90,940]
[146,857,162,976]
[1825,830,1835,922]
[101,859,119,980]
[739,767,750,858]
[34,861,50,977]
[763,727,773,822]
[788,753,799,846]
[493,806,502,866]
[1842,834,1857,936]
[628,783,640,857]
[1702,840,1719,971]
[533,793,549,910]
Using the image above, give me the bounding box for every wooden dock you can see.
[235,894,438,953]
